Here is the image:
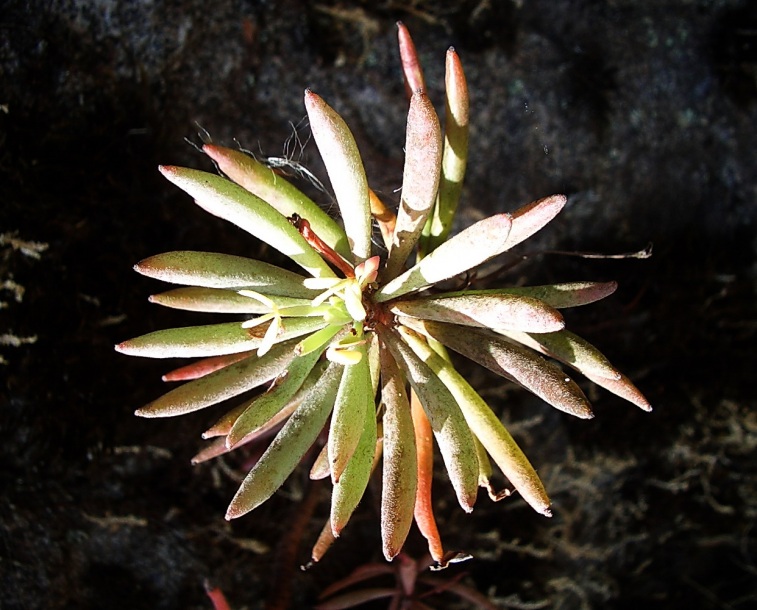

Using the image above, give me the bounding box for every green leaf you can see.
[226,360,343,519]
[375,213,513,302]
[581,370,652,412]
[384,91,442,280]
[501,329,622,381]
[330,384,377,536]
[226,348,325,447]
[398,327,551,516]
[134,337,300,418]
[203,144,351,259]
[116,317,327,359]
[379,346,417,560]
[379,326,479,512]
[329,344,371,483]
[391,293,565,333]
[304,91,372,263]
[420,47,469,255]
[135,251,320,299]
[461,281,619,309]
[401,318,594,419]
[159,166,336,278]
[149,287,313,314]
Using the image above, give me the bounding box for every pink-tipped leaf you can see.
[376,213,513,302]
[159,166,335,278]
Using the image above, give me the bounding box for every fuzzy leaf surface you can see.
[391,293,565,333]
[330,387,376,536]
[379,327,479,512]
[134,338,300,418]
[305,91,372,263]
[375,213,513,302]
[203,144,351,258]
[421,47,469,254]
[226,348,324,447]
[399,327,551,516]
[159,166,335,278]
[379,346,417,560]
[502,329,622,381]
[226,361,343,519]
[149,287,312,314]
[384,91,442,280]
[503,194,567,250]
[329,344,372,483]
[135,251,319,299]
[402,319,594,419]
[116,317,326,359]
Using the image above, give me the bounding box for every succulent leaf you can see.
[376,213,513,301]
[329,344,372,483]
[162,351,254,382]
[501,329,622,381]
[304,90,372,263]
[202,144,351,259]
[398,327,551,516]
[134,337,300,418]
[226,348,325,447]
[116,317,327,359]
[397,21,426,95]
[159,166,336,278]
[379,346,417,560]
[410,391,445,563]
[226,360,343,520]
[421,47,470,254]
[149,287,313,314]
[379,326,479,513]
[391,293,565,333]
[402,319,594,419]
[503,194,567,250]
[135,251,319,299]
[330,391,377,536]
[384,91,443,280]
[444,281,618,309]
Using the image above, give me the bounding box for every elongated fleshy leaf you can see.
[375,213,513,302]
[203,144,351,258]
[135,251,319,299]
[329,344,371,483]
[226,348,324,447]
[379,326,479,512]
[379,346,417,560]
[330,390,377,536]
[304,90,372,263]
[398,327,551,516]
[421,46,469,255]
[501,329,622,381]
[397,21,426,95]
[134,338,300,418]
[437,281,618,309]
[391,293,565,333]
[149,287,313,314]
[116,317,326,359]
[581,370,652,411]
[159,166,335,278]
[503,194,567,250]
[384,91,442,280]
[226,361,343,519]
[309,444,330,481]
[401,319,594,419]
[163,351,254,382]
[410,390,445,563]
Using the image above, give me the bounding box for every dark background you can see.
[1,1,755,608]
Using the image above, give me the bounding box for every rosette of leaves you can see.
[116,24,650,566]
